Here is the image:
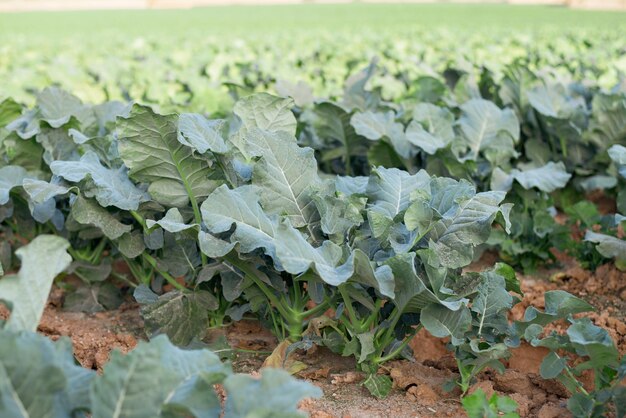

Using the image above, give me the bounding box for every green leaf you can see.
[160,374,223,418]
[462,389,493,418]
[362,374,392,399]
[136,287,217,346]
[198,231,237,258]
[494,262,521,294]
[275,79,314,107]
[36,87,85,128]
[427,190,508,269]
[239,128,321,231]
[383,252,456,313]
[312,183,365,237]
[0,166,29,205]
[146,208,198,233]
[421,303,472,344]
[63,283,122,313]
[585,231,626,264]
[367,167,430,219]
[117,231,145,258]
[540,352,567,379]
[201,185,278,261]
[517,290,593,335]
[223,368,322,417]
[0,235,72,332]
[405,103,454,155]
[493,162,572,193]
[567,393,594,418]
[177,113,228,154]
[70,195,132,240]
[608,144,626,179]
[471,271,513,335]
[50,151,149,210]
[357,331,376,363]
[233,93,297,136]
[36,127,79,163]
[22,178,74,205]
[91,335,228,418]
[527,83,586,119]
[495,394,519,413]
[567,317,619,369]
[587,93,626,149]
[275,219,354,286]
[303,101,364,166]
[350,111,405,155]
[351,249,395,299]
[117,105,219,207]
[341,60,380,112]
[453,99,519,165]
[0,98,21,128]
[0,330,94,417]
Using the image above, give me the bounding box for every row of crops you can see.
[1,27,625,417]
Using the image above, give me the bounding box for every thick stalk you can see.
[299,299,332,321]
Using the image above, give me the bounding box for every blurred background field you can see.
[1,3,625,36]
[1,3,624,115]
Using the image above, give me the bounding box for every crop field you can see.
[1,3,626,418]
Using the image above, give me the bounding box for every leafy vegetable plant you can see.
[462,389,520,418]
[0,237,322,418]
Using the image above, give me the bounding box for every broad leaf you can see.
[146,208,198,233]
[0,331,94,417]
[0,166,29,205]
[427,190,509,268]
[117,105,219,207]
[405,103,454,155]
[70,196,132,240]
[238,129,321,232]
[51,151,149,210]
[492,162,572,193]
[201,185,278,261]
[223,368,322,418]
[584,231,626,265]
[233,93,297,136]
[178,113,228,154]
[135,286,217,346]
[453,99,519,165]
[421,303,472,344]
[0,235,72,332]
[91,335,228,418]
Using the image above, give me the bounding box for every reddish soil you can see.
[38,287,143,370]
[10,252,624,417]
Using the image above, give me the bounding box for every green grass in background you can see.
[1,3,625,39]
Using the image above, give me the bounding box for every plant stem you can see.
[130,210,148,231]
[362,299,383,330]
[111,271,138,288]
[339,284,363,333]
[299,299,332,320]
[410,223,435,249]
[142,253,186,291]
[224,255,293,322]
[374,325,422,364]
[373,306,405,360]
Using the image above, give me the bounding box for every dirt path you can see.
[22,251,624,417]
